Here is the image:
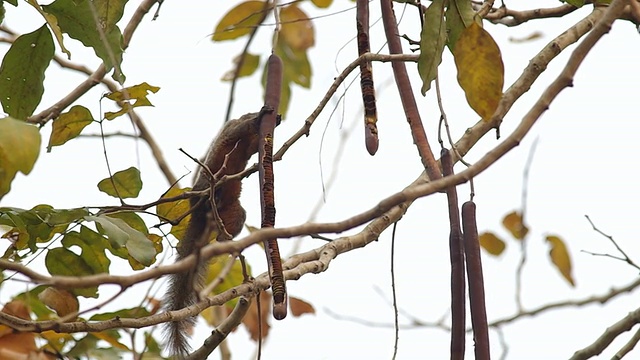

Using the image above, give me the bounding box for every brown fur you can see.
[163,113,261,358]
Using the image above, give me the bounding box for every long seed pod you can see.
[379,0,441,181]
[462,201,490,360]
[356,0,379,155]
[441,148,466,360]
[261,53,287,320]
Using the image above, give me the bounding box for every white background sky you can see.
[2,1,640,359]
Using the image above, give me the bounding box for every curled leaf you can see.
[103,82,160,120]
[38,287,79,318]
[501,211,529,240]
[546,235,575,287]
[417,0,446,95]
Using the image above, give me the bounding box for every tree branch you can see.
[26,0,160,125]
[570,306,640,360]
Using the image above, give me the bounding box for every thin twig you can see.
[390,221,400,360]
[584,215,640,271]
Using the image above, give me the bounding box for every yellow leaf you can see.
[279,4,315,50]
[27,0,71,59]
[156,187,192,242]
[453,22,504,121]
[38,287,79,318]
[205,257,251,306]
[478,232,506,256]
[0,117,41,200]
[501,211,529,240]
[311,0,332,8]
[47,105,94,151]
[546,235,575,287]
[213,1,267,41]
[103,82,160,120]
[91,330,131,350]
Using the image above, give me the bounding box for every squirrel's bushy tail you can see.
[163,269,198,358]
[163,201,208,359]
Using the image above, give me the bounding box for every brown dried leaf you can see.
[0,300,37,356]
[289,296,315,317]
[38,287,79,318]
[242,291,272,341]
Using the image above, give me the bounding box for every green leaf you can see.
[47,105,94,152]
[46,207,89,225]
[103,82,160,120]
[79,225,129,260]
[221,53,260,81]
[453,22,504,121]
[445,0,478,50]
[90,307,150,321]
[563,0,585,7]
[4,0,18,6]
[86,215,129,248]
[107,212,148,234]
[97,167,142,199]
[61,231,110,274]
[14,286,56,320]
[45,247,98,297]
[0,24,54,119]
[417,0,446,95]
[276,43,311,88]
[0,117,41,200]
[42,0,128,83]
[213,1,267,41]
[86,214,156,266]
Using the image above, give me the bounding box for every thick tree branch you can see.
[570,306,640,360]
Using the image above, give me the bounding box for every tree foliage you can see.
[0,0,639,359]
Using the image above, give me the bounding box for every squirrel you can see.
[163,112,263,358]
